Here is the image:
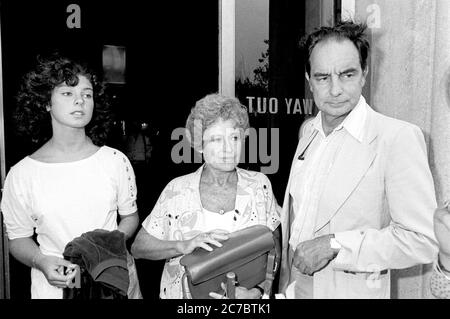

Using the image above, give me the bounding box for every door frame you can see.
[219,0,235,97]
[0,13,10,299]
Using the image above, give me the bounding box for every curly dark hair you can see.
[300,20,370,76]
[14,53,113,146]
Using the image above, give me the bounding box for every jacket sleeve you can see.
[333,124,438,272]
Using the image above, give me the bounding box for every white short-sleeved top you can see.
[142,164,280,299]
[0,146,137,298]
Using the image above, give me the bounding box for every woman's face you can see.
[48,74,94,131]
[201,118,243,172]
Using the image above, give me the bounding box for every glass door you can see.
[231,0,337,202]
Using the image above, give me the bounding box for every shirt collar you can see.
[313,95,367,142]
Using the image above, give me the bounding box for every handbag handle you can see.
[262,248,277,297]
[181,273,192,299]
[226,272,237,298]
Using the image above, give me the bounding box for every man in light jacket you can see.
[279,21,438,299]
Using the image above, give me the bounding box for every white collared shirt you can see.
[314,95,367,141]
[288,96,368,248]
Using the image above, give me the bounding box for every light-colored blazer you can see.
[279,103,439,298]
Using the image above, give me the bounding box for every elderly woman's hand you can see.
[209,282,262,299]
[179,230,229,255]
[434,201,450,268]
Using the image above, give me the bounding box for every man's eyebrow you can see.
[339,68,358,75]
[313,72,330,77]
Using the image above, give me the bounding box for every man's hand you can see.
[434,201,450,270]
[293,234,337,276]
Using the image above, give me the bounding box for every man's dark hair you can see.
[300,20,370,76]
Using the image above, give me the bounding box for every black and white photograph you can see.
[0,0,449,312]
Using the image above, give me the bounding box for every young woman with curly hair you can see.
[1,54,141,298]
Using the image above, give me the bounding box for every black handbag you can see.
[180,225,277,299]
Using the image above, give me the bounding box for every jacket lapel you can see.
[314,110,378,233]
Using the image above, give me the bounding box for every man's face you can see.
[307,38,367,122]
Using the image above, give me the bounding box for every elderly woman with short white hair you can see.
[131,93,281,299]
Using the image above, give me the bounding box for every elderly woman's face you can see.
[201,118,242,172]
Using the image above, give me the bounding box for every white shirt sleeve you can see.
[114,152,138,216]
[1,166,35,239]
[261,174,281,231]
[141,181,172,240]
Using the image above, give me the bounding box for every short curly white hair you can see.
[185,93,249,152]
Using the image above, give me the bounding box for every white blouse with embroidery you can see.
[1,146,137,299]
[142,165,280,299]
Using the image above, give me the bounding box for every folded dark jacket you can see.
[63,229,129,298]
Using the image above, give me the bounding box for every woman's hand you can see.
[179,230,229,255]
[34,253,78,288]
[434,201,450,270]
[209,282,262,299]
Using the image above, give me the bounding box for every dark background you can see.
[0,0,219,299]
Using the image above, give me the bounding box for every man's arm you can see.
[333,124,438,272]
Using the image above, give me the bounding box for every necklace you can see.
[201,166,237,215]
